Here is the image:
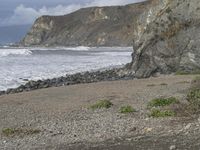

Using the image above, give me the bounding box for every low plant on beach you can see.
[147,97,179,109]
[150,109,175,118]
[120,105,135,114]
[2,128,41,137]
[184,76,200,114]
[186,88,200,114]
[176,81,190,84]
[90,100,113,110]
[175,70,200,75]
[147,84,156,87]
[160,83,168,86]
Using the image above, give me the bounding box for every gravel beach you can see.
[1,75,200,149]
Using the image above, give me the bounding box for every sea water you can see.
[0,46,132,91]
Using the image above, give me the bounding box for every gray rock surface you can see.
[129,0,200,78]
[20,2,150,47]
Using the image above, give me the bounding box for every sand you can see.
[0,75,200,149]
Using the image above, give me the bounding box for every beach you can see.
[1,75,200,149]
[1,0,200,149]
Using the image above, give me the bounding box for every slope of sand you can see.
[1,75,200,149]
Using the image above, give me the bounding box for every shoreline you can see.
[1,75,200,149]
[0,67,134,96]
[0,46,133,95]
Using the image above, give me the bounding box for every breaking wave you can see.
[0,46,92,57]
[0,48,32,57]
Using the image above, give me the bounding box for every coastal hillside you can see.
[129,0,200,78]
[20,1,150,47]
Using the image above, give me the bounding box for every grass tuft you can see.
[2,128,16,136]
[90,100,113,110]
[2,128,41,137]
[120,105,135,114]
[147,84,156,87]
[150,109,175,118]
[148,97,179,108]
[175,70,200,75]
[185,76,200,114]
[176,81,190,84]
[186,88,200,113]
[160,83,168,86]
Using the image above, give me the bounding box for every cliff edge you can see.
[20,2,149,47]
[130,0,200,78]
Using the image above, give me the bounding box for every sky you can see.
[0,0,146,27]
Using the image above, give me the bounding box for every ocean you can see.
[0,46,132,91]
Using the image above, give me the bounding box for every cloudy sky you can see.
[0,0,145,27]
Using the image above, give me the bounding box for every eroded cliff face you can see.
[20,2,150,47]
[130,0,200,78]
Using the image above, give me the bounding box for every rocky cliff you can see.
[20,1,150,47]
[129,0,200,78]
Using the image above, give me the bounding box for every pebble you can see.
[169,145,176,150]
[184,123,192,130]
[144,127,153,133]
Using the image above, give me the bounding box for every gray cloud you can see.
[0,0,146,26]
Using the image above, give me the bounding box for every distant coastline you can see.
[20,2,149,47]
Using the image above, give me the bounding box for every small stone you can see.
[169,145,176,150]
[144,127,153,133]
[130,127,137,132]
[126,138,132,141]
[184,123,192,130]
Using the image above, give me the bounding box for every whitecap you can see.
[29,46,91,51]
[0,49,32,57]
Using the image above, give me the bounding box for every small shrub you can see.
[178,76,200,115]
[150,109,175,118]
[175,70,200,75]
[175,70,190,75]
[90,100,113,110]
[148,97,179,108]
[147,84,156,87]
[2,128,16,136]
[2,128,41,137]
[186,88,200,113]
[176,81,190,84]
[185,76,200,113]
[160,83,168,86]
[120,105,135,114]
[191,70,200,74]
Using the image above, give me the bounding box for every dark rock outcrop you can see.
[129,0,200,78]
[0,68,133,96]
[20,2,150,47]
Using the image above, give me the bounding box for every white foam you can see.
[98,52,131,56]
[29,46,91,51]
[63,46,91,51]
[0,47,132,91]
[0,48,32,57]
